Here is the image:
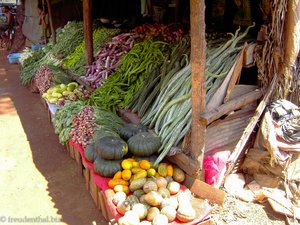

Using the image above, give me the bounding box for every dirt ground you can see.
[0,49,106,224]
[0,47,295,225]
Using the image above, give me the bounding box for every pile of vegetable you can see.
[42,82,91,106]
[133,23,185,42]
[70,105,95,148]
[126,25,255,166]
[87,39,169,113]
[52,100,85,144]
[33,65,73,94]
[104,158,197,225]
[33,66,53,93]
[81,32,137,89]
[51,21,84,59]
[64,27,120,75]
[70,106,124,148]
[20,21,85,85]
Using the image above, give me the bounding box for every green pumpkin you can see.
[84,143,98,162]
[128,132,161,157]
[119,123,148,141]
[92,127,119,142]
[93,156,122,177]
[95,136,128,160]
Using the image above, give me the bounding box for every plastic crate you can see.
[7,53,21,64]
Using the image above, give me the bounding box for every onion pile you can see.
[69,105,95,148]
[34,66,53,93]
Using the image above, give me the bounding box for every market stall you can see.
[17,0,300,223]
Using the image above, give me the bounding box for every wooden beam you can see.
[167,150,198,177]
[224,43,247,103]
[184,174,226,205]
[202,89,263,125]
[190,0,206,178]
[83,0,93,65]
[221,72,279,186]
[45,0,55,44]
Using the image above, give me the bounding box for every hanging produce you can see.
[81,32,137,89]
[52,100,86,145]
[64,27,120,75]
[87,39,169,113]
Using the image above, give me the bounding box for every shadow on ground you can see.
[0,49,106,225]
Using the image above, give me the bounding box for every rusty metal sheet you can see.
[205,107,256,155]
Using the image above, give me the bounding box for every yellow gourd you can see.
[167,165,173,177]
[139,160,151,170]
[114,185,130,195]
[157,163,168,177]
[113,170,122,179]
[108,178,129,189]
[121,169,132,181]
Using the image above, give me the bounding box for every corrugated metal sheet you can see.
[205,107,256,155]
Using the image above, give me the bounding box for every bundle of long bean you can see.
[81,32,137,89]
[87,39,169,113]
[52,100,86,145]
[126,37,191,117]
[138,24,255,166]
[64,27,120,76]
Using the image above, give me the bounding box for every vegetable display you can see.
[69,105,125,148]
[126,25,255,166]
[33,65,73,94]
[33,66,53,94]
[105,158,196,224]
[87,39,169,113]
[64,27,120,75]
[42,82,91,106]
[52,100,86,144]
[20,21,84,85]
[81,32,137,89]
[69,105,95,148]
[51,21,84,59]
[133,23,185,42]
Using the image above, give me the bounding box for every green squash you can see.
[93,156,122,177]
[119,123,148,141]
[128,132,161,157]
[92,127,119,142]
[84,143,98,162]
[95,136,128,160]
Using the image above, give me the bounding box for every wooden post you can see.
[83,0,93,65]
[45,0,56,44]
[190,0,206,178]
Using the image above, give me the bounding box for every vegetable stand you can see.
[68,141,213,224]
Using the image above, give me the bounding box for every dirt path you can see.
[0,49,106,224]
